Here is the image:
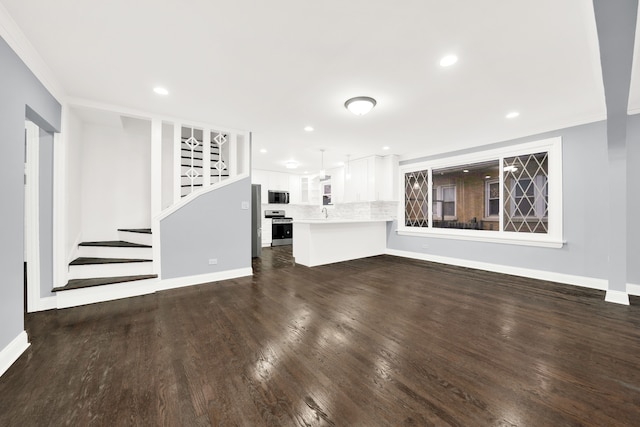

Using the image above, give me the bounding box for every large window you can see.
[397,138,563,247]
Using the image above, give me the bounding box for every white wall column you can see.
[151,118,162,218]
[173,123,181,204]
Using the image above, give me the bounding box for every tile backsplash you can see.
[261,201,399,220]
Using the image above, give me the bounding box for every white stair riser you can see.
[56,278,158,309]
[78,246,152,259]
[68,262,154,280]
[117,231,152,246]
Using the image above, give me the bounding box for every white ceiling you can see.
[3,0,631,174]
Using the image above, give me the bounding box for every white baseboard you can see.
[385,249,608,291]
[0,331,30,378]
[67,232,82,265]
[628,283,640,296]
[605,290,630,305]
[36,296,57,311]
[156,268,252,292]
[56,278,158,309]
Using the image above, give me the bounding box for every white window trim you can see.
[485,179,500,219]
[397,137,564,248]
[433,184,457,221]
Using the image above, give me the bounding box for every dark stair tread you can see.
[70,257,152,266]
[117,228,152,234]
[53,274,158,292]
[79,240,151,248]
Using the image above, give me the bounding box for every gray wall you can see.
[628,113,640,285]
[38,129,55,298]
[160,177,252,280]
[0,36,61,350]
[388,121,611,282]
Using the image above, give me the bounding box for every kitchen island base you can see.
[293,219,390,267]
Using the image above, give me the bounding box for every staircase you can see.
[53,228,157,293]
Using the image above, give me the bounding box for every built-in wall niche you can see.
[321,175,332,205]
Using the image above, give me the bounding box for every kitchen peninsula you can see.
[293,218,392,267]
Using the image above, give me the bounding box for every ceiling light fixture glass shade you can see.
[285,160,299,169]
[344,96,377,116]
[439,55,458,67]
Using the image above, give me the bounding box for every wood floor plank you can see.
[1,246,640,426]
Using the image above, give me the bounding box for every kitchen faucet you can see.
[321,207,328,219]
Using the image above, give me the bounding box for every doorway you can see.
[24,120,40,313]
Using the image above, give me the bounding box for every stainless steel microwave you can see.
[268,190,289,204]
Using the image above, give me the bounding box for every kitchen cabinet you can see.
[262,218,272,246]
[252,169,291,203]
[343,155,398,202]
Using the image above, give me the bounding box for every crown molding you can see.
[0,3,65,101]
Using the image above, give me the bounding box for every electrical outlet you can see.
[208,258,218,265]
[241,201,249,210]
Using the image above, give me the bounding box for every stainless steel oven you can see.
[265,210,293,246]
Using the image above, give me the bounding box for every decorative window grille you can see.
[404,170,429,227]
[503,152,548,233]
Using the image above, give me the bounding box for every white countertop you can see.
[293,218,394,224]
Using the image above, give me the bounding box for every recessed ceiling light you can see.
[345,96,377,116]
[485,175,491,179]
[382,146,390,150]
[304,126,314,132]
[285,160,299,169]
[153,87,169,95]
[260,148,267,154]
[463,169,469,173]
[439,55,458,67]
[506,111,520,119]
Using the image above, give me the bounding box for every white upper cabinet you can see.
[253,154,397,205]
[252,169,292,203]
[344,155,398,202]
[289,175,301,204]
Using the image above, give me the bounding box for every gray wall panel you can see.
[628,114,640,285]
[39,129,54,298]
[0,36,61,350]
[160,177,251,280]
[389,121,610,282]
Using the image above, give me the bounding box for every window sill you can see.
[396,227,565,248]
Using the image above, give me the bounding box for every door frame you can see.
[24,120,41,313]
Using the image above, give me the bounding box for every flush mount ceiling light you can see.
[153,87,169,95]
[285,160,299,169]
[506,111,520,119]
[344,96,377,116]
[439,55,458,67]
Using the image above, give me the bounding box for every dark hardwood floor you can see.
[2,247,640,426]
